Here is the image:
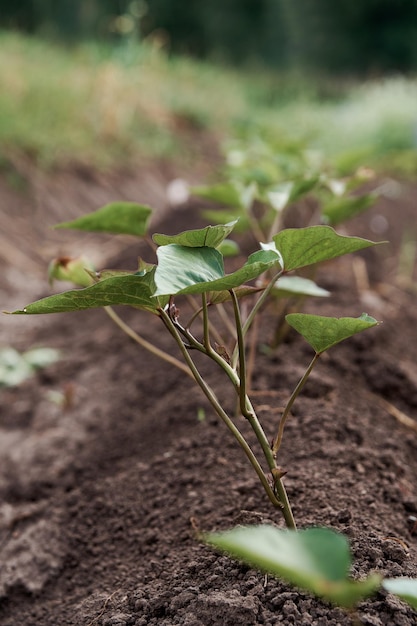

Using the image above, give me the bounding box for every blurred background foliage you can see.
[1,0,417,75]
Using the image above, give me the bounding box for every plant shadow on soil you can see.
[0,171,416,625]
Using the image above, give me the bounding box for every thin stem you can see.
[159,307,282,510]
[216,303,237,340]
[273,352,320,454]
[202,293,211,351]
[230,289,248,416]
[231,268,283,369]
[230,290,296,530]
[104,306,193,380]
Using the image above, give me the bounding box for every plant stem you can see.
[230,290,297,530]
[104,306,193,379]
[159,307,282,510]
[231,269,282,369]
[273,352,320,455]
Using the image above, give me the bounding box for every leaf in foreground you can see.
[286,313,378,354]
[382,578,417,609]
[154,245,280,296]
[273,225,380,272]
[54,202,152,237]
[9,273,163,315]
[206,526,381,608]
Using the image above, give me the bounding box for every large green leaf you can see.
[273,225,379,272]
[10,272,164,315]
[322,194,376,226]
[154,245,280,296]
[153,221,237,248]
[383,578,417,609]
[286,312,378,354]
[206,526,381,608]
[54,202,152,237]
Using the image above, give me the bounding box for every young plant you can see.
[192,135,377,349]
[7,202,381,530]
[206,525,417,615]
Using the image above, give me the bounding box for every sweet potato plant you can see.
[7,202,417,616]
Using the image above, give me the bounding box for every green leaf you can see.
[286,312,379,354]
[192,181,255,210]
[10,272,164,315]
[217,238,240,257]
[154,245,280,296]
[23,347,60,369]
[267,177,319,212]
[54,202,152,237]
[383,578,417,609]
[206,526,381,608]
[153,221,237,248]
[273,225,380,272]
[202,208,250,233]
[273,276,330,298]
[322,195,376,226]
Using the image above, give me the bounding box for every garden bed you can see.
[0,171,416,625]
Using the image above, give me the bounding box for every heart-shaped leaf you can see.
[383,578,417,609]
[273,225,380,272]
[153,221,237,248]
[286,312,378,354]
[55,202,152,237]
[154,245,280,296]
[9,271,164,315]
[206,526,381,608]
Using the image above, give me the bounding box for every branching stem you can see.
[273,352,320,455]
[104,306,193,379]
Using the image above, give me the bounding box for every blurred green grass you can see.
[0,31,416,172]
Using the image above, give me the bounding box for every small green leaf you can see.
[153,221,237,248]
[202,208,250,233]
[273,225,380,272]
[383,578,417,609]
[154,245,280,296]
[322,194,376,226]
[273,276,330,298]
[11,272,164,315]
[192,181,255,210]
[54,202,152,237]
[23,347,60,369]
[217,238,240,257]
[286,312,379,354]
[206,526,381,608]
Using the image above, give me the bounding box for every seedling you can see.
[7,202,382,531]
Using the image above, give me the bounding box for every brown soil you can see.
[0,168,416,626]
